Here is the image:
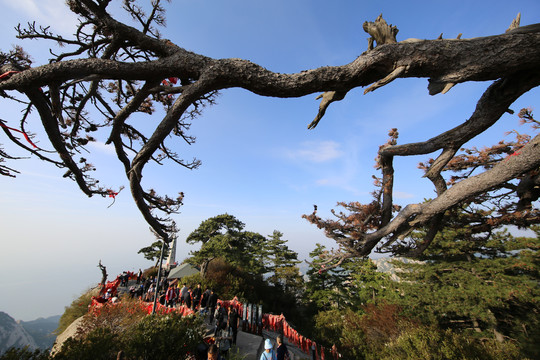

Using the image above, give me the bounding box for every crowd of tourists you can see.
[101,269,293,360]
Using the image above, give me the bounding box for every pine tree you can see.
[394,223,540,357]
[186,214,268,277]
[265,230,303,293]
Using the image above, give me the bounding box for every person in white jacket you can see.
[260,339,276,360]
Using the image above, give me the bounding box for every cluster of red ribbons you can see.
[98,271,136,296]
[93,272,194,317]
[161,77,178,86]
[91,274,340,359]
[219,298,339,359]
[263,314,339,360]
[217,297,243,313]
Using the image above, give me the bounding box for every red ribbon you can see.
[0,70,20,80]
[0,122,37,148]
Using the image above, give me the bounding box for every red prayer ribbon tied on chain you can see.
[107,189,119,198]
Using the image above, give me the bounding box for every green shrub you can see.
[53,295,206,359]
[312,303,525,360]
[313,309,344,348]
[380,326,523,360]
[123,312,205,360]
[80,296,148,335]
[55,288,98,335]
[329,303,413,359]
[53,327,119,360]
[0,347,51,360]
[143,267,158,279]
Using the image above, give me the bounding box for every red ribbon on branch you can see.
[0,70,20,80]
[0,69,36,148]
[106,187,124,208]
[0,122,37,148]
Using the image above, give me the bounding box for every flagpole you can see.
[152,238,167,315]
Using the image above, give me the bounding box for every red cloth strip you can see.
[0,122,37,148]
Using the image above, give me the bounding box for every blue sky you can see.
[1,0,539,321]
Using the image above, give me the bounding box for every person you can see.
[165,285,177,307]
[136,283,144,298]
[214,303,228,335]
[143,277,152,293]
[276,334,290,360]
[208,289,218,324]
[145,284,156,302]
[159,291,166,305]
[192,283,202,309]
[260,339,276,360]
[136,268,143,284]
[183,287,192,308]
[215,325,233,357]
[121,271,128,286]
[104,288,113,300]
[128,284,138,298]
[179,283,188,305]
[201,287,210,309]
[228,306,239,345]
[207,344,224,360]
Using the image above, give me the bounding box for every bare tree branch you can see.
[1,3,539,251]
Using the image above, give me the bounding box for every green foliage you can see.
[305,244,397,311]
[199,258,262,301]
[273,265,304,297]
[0,348,51,360]
[123,313,204,360]
[395,227,540,357]
[80,297,149,335]
[227,345,247,360]
[340,303,413,358]
[52,295,206,360]
[54,327,119,360]
[266,231,302,289]
[187,214,269,276]
[185,215,306,324]
[343,258,400,310]
[381,326,522,360]
[312,309,344,348]
[55,288,97,335]
[305,244,351,310]
[305,225,539,359]
[313,305,523,360]
[138,240,169,264]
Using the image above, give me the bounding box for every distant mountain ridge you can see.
[20,315,61,350]
[0,312,60,354]
[0,311,38,354]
